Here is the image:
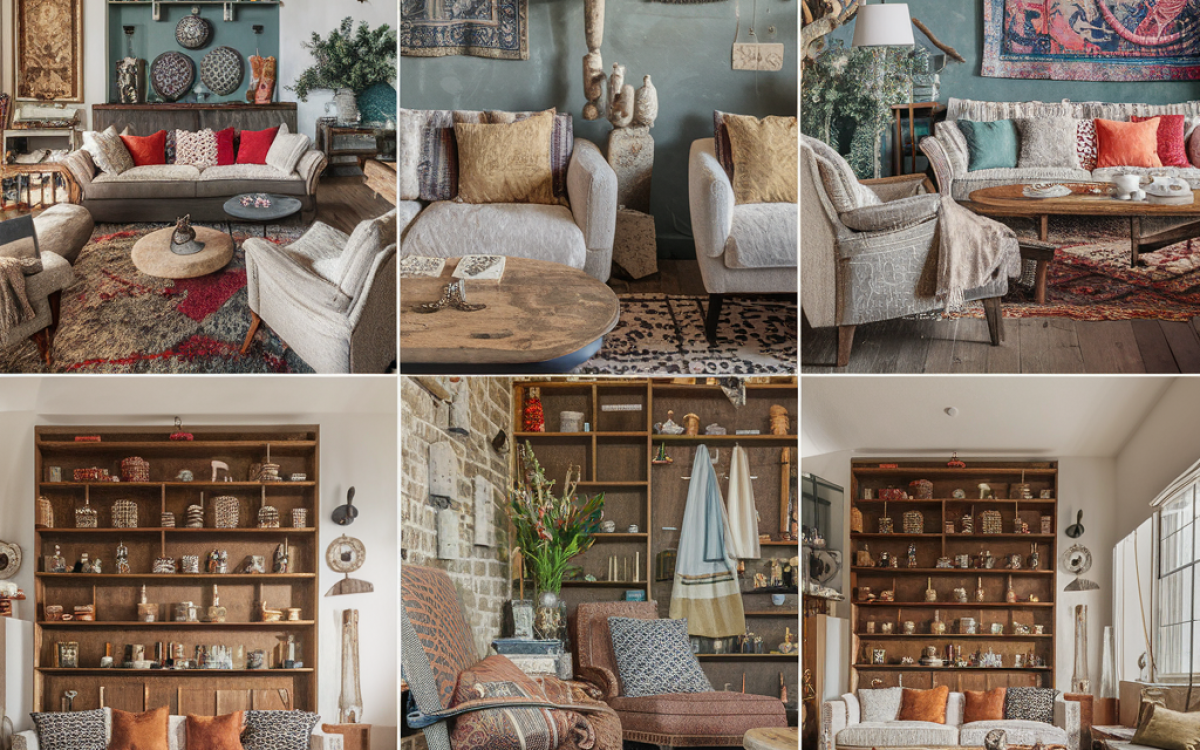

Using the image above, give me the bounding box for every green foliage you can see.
[288,17,397,100]
[801,40,929,178]
[508,442,605,595]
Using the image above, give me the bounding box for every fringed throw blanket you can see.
[726,445,760,560]
[0,256,42,338]
[937,195,1020,309]
[670,444,746,638]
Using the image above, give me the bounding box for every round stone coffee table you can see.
[131,226,234,279]
[223,193,302,240]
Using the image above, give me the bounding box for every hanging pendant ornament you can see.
[325,535,374,596]
[947,452,966,469]
[522,387,545,433]
[170,417,194,441]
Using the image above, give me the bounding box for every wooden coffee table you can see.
[743,727,799,750]
[400,257,620,374]
[967,182,1200,268]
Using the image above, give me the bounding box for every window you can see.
[1158,484,1199,679]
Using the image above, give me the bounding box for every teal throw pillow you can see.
[959,119,1019,171]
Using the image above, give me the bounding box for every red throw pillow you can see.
[118,130,166,167]
[1132,114,1189,167]
[215,127,236,166]
[1094,118,1163,169]
[236,126,279,165]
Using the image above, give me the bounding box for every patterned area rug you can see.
[950,215,1200,322]
[574,294,797,375]
[0,223,314,373]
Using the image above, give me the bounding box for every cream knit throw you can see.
[937,195,1020,309]
[0,256,41,337]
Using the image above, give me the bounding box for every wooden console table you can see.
[363,159,396,205]
[317,119,379,171]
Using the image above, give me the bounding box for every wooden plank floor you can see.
[799,315,1200,373]
[315,175,393,235]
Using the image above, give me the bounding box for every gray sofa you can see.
[14,710,343,750]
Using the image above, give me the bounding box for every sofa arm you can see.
[1056,697,1081,750]
[840,193,940,233]
[295,150,328,197]
[688,138,735,260]
[920,136,955,197]
[578,665,620,701]
[567,138,616,282]
[14,730,37,750]
[821,699,849,750]
[309,729,344,750]
[61,150,95,195]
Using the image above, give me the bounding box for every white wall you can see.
[0,378,397,747]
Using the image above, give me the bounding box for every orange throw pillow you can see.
[110,706,170,750]
[897,685,950,724]
[186,711,245,750]
[964,687,1007,723]
[1095,118,1163,169]
[118,130,167,167]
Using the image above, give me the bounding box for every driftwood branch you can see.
[801,0,859,62]
[912,17,966,63]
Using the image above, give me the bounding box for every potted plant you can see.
[508,442,605,640]
[289,17,397,125]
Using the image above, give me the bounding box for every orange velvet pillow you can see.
[118,130,167,167]
[964,687,1007,723]
[186,711,244,750]
[897,685,950,724]
[1095,118,1163,169]
[110,706,169,750]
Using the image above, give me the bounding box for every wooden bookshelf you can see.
[849,459,1057,691]
[511,379,799,701]
[33,425,320,715]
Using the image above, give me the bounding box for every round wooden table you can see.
[743,727,799,750]
[131,226,234,279]
[400,257,620,374]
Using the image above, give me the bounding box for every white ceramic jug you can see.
[1114,173,1142,200]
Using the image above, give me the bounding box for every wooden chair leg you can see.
[983,296,1004,345]
[837,325,856,367]
[240,311,262,355]
[704,293,724,345]
[32,329,50,366]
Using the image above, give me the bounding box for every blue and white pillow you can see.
[607,616,713,698]
[241,710,320,750]
[31,709,106,750]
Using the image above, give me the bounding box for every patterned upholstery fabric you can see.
[1005,687,1059,724]
[839,194,941,233]
[198,164,293,181]
[836,721,960,747]
[31,709,107,750]
[241,711,320,750]
[401,202,587,270]
[265,131,312,175]
[801,135,881,213]
[1018,117,1080,169]
[175,129,218,170]
[82,126,134,176]
[399,564,479,711]
[960,719,1069,748]
[606,617,712,697]
[859,688,905,723]
[713,110,735,179]
[1077,120,1098,171]
[457,110,574,201]
[724,202,797,269]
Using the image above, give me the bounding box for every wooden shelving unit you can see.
[33,425,319,715]
[511,379,799,701]
[849,459,1057,692]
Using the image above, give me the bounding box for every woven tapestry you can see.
[983,0,1200,81]
[401,0,528,60]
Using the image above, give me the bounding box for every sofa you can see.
[398,109,617,282]
[821,689,1080,750]
[13,709,344,750]
[920,97,1200,202]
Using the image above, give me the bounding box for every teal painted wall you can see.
[400,1,797,255]
[108,3,281,104]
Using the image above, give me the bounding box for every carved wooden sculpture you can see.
[339,609,363,723]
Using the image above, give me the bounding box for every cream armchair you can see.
[689,137,798,344]
[242,209,396,373]
[0,212,85,366]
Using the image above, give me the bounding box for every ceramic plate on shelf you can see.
[200,46,244,96]
[175,13,212,49]
[1023,183,1073,199]
[150,51,195,102]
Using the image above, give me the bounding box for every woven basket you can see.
[181,555,200,574]
[903,510,924,534]
[291,508,308,528]
[120,457,150,483]
[213,496,239,528]
[980,510,1003,534]
[878,516,893,534]
[36,496,53,528]
[185,504,204,528]
[113,499,138,528]
[909,479,933,500]
[161,511,176,528]
[74,467,111,482]
[257,504,280,528]
[75,499,98,528]
[152,557,176,574]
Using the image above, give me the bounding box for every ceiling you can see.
[802,376,1174,458]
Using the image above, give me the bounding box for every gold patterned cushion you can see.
[725,114,798,205]
[1133,703,1200,750]
[453,110,556,205]
[82,125,134,176]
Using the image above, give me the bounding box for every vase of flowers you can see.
[288,17,396,124]
[509,442,604,640]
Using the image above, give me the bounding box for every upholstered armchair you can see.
[241,209,396,373]
[571,601,788,748]
[688,137,798,344]
[801,134,1009,367]
[401,565,621,750]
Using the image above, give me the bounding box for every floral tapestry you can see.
[983,0,1200,81]
[401,0,528,60]
[15,0,84,101]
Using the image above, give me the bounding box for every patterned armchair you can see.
[400,565,621,750]
[571,601,788,749]
[801,134,1009,367]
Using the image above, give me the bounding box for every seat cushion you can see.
[836,720,959,747]
[724,202,797,269]
[196,164,305,198]
[609,691,786,739]
[33,204,93,264]
[959,719,1068,748]
[25,251,73,300]
[88,165,200,200]
[949,167,1093,201]
[401,201,587,269]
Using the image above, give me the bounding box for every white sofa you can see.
[821,689,1080,750]
[920,97,1200,201]
[14,710,344,750]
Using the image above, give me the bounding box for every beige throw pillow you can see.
[725,114,798,205]
[266,131,311,175]
[82,125,134,175]
[453,111,556,205]
[1133,703,1200,750]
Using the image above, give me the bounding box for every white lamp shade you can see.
[852,3,916,47]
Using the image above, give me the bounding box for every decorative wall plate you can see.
[326,535,365,574]
[200,47,244,96]
[175,13,212,50]
[1061,543,1093,575]
[0,541,22,579]
[151,52,195,102]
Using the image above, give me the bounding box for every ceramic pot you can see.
[334,88,360,125]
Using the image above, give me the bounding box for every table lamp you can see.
[852,1,915,47]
